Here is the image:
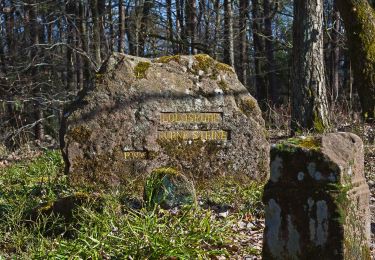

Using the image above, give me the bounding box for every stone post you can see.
[262,133,370,259]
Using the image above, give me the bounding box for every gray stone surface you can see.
[263,133,370,259]
[60,53,269,194]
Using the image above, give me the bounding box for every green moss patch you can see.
[68,126,92,144]
[238,96,258,117]
[154,55,181,64]
[134,61,151,79]
[192,54,234,78]
[275,136,322,152]
[215,62,234,73]
[218,79,229,92]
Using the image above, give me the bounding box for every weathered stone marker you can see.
[60,54,269,197]
[263,133,370,259]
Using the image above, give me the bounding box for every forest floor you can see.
[0,123,374,259]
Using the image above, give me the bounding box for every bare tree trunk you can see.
[91,0,101,64]
[330,2,340,103]
[5,1,15,59]
[176,0,185,53]
[185,0,197,54]
[239,0,249,86]
[223,0,234,66]
[107,0,114,52]
[139,0,153,56]
[125,6,136,55]
[66,2,75,91]
[203,0,210,55]
[166,0,174,53]
[263,0,278,104]
[74,2,83,90]
[252,0,267,110]
[79,1,91,89]
[336,0,375,121]
[29,1,44,140]
[118,0,126,52]
[291,0,329,133]
[213,0,220,59]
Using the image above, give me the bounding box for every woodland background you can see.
[0,0,372,148]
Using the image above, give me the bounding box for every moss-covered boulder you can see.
[263,132,370,259]
[60,53,269,199]
[144,167,196,209]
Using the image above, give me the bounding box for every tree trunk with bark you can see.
[252,0,267,110]
[29,1,44,140]
[239,0,249,86]
[330,1,340,103]
[263,0,278,104]
[118,0,126,52]
[336,0,375,121]
[223,0,234,66]
[185,0,197,54]
[291,0,330,133]
[166,0,174,52]
[91,0,102,64]
[139,0,153,56]
[213,0,220,59]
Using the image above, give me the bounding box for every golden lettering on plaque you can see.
[157,130,228,141]
[124,151,148,160]
[159,112,222,123]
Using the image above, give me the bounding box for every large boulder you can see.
[60,53,269,195]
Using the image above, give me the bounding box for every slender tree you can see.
[263,0,278,104]
[330,1,340,103]
[186,0,197,54]
[252,0,267,110]
[213,0,220,59]
[239,0,249,86]
[91,0,102,64]
[223,0,234,66]
[139,0,154,56]
[118,0,126,52]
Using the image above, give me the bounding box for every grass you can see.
[0,150,264,259]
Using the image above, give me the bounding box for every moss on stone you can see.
[191,54,234,79]
[144,167,196,209]
[239,96,258,117]
[69,126,92,144]
[151,167,179,177]
[217,79,229,92]
[69,146,145,196]
[134,61,151,79]
[37,201,54,214]
[215,62,234,73]
[154,55,181,64]
[288,136,321,150]
[275,136,321,152]
[313,111,327,133]
[193,54,215,73]
[95,73,105,80]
